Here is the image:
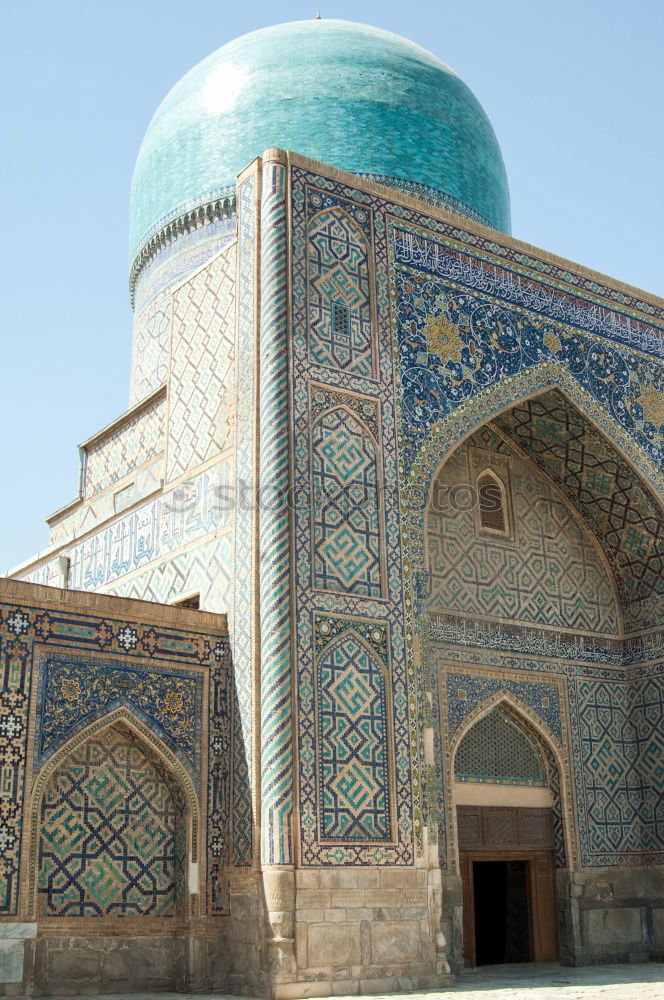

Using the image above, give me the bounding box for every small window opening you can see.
[332,301,350,337]
[478,471,508,534]
[173,593,200,610]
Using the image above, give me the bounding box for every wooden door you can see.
[528,851,558,960]
[459,851,475,966]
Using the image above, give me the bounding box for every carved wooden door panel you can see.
[459,851,476,966]
[528,851,558,960]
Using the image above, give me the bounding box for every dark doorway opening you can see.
[473,860,530,965]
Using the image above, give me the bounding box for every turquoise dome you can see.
[130,19,510,259]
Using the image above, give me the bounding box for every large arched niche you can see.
[424,409,622,636]
[413,381,664,635]
[25,707,200,921]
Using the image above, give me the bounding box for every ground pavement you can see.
[54,962,664,1000]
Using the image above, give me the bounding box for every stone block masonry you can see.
[283,867,451,999]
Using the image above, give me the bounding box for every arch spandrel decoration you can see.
[307,204,375,378]
[312,405,384,598]
[26,706,200,920]
[34,651,204,787]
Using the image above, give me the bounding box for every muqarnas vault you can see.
[4,16,663,998]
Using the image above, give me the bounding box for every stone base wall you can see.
[226,884,266,995]
[4,867,664,995]
[274,866,451,999]
[439,875,465,972]
[559,868,664,966]
[0,885,267,997]
[32,936,189,994]
[25,927,259,996]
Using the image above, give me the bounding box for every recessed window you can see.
[478,470,508,535]
[331,301,350,337]
[172,593,200,610]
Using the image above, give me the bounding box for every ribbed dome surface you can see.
[130,19,510,259]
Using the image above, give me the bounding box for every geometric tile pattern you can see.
[107,534,233,616]
[318,633,390,840]
[231,172,259,850]
[494,391,664,631]
[84,391,165,500]
[631,676,664,853]
[308,204,373,377]
[167,245,236,483]
[0,608,31,915]
[208,637,238,912]
[231,174,260,852]
[571,674,664,864]
[313,407,382,597]
[129,292,171,407]
[37,724,182,917]
[288,173,415,866]
[427,438,620,634]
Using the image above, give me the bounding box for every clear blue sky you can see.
[2,0,663,572]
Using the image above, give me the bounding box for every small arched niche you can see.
[476,468,510,536]
[35,721,191,919]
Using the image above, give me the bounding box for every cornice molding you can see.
[129,186,237,306]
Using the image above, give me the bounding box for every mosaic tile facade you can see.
[289,161,663,877]
[83,391,165,500]
[10,155,664,959]
[307,205,374,377]
[291,178,413,867]
[37,724,183,917]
